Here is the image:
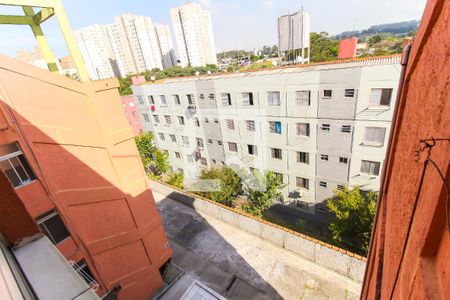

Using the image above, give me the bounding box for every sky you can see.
[0,0,426,58]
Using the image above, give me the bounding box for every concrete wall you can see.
[150,180,366,283]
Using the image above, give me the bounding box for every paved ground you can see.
[154,191,361,300]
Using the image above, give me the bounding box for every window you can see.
[320,154,329,161]
[170,134,176,142]
[274,172,283,183]
[187,94,195,105]
[242,92,254,105]
[214,118,219,124]
[296,123,310,137]
[148,95,155,104]
[200,158,207,166]
[212,159,216,164]
[296,152,309,164]
[0,143,36,188]
[321,124,330,132]
[295,90,310,106]
[208,94,215,100]
[175,152,181,159]
[247,145,257,155]
[221,93,232,106]
[361,160,381,176]
[143,114,149,122]
[341,125,352,133]
[228,142,238,152]
[323,90,332,98]
[226,119,235,130]
[207,139,213,144]
[364,127,386,146]
[199,94,205,101]
[370,88,392,106]
[196,138,204,147]
[217,140,223,146]
[164,115,172,125]
[36,210,70,244]
[153,115,160,123]
[194,117,200,126]
[182,136,189,146]
[173,95,181,105]
[136,95,144,104]
[72,259,96,287]
[159,95,167,106]
[178,116,185,125]
[345,89,355,97]
[339,157,348,164]
[319,181,327,188]
[204,117,209,123]
[269,121,282,134]
[296,177,309,190]
[267,91,281,106]
[128,102,135,107]
[271,148,282,159]
[337,185,345,191]
[246,120,255,131]
[158,133,165,140]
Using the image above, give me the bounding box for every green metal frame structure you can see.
[0,0,90,81]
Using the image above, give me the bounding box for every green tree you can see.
[151,149,169,177]
[195,166,243,206]
[165,171,184,189]
[368,35,382,46]
[326,186,377,254]
[119,76,132,95]
[135,132,168,178]
[309,32,339,62]
[242,171,286,217]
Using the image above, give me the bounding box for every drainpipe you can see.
[360,41,412,299]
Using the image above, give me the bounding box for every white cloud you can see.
[263,0,273,9]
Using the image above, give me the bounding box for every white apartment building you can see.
[76,14,175,79]
[132,56,401,214]
[74,25,119,80]
[170,2,217,67]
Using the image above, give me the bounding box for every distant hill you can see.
[334,20,419,39]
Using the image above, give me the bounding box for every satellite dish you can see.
[150,76,156,81]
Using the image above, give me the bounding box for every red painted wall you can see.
[121,95,143,135]
[0,55,172,300]
[338,37,357,59]
[361,0,449,298]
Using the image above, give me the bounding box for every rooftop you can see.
[153,190,361,300]
[136,55,401,86]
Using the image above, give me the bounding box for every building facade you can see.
[170,2,217,67]
[278,10,311,64]
[132,56,401,213]
[76,14,175,79]
[121,95,144,135]
[0,55,172,299]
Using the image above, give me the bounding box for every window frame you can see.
[36,210,70,245]
[271,148,282,160]
[267,91,281,106]
[0,143,37,188]
[295,90,311,106]
[296,151,309,164]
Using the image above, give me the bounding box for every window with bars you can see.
[153,115,160,123]
[175,152,181,159]
[178,116,185,125]
[136,95,144,105]
[221,93,232,106]
[170,134,176,142]
[269,121,281,134]
[173,95,181,105]
[196,138,204,147]
[194,117,200,126]
[341,125,352,133]
[226,119,235,130]
[361,160,381,176]
[369,88,392,106]
[337,184,345,191]
[148,95,155,104]
[158,133,165,140]
[143,114,149,122]
[339,157,348,164]
[228,142,238,152]
[36,210,70,244]
[296,152,309,164]
[199,94,205,101]
[296,123,310,136]
[267,91,281,106]
[246,120,255,131]
[217,140,223,146]
[164,115,172,125]
[207,139,213,144]
[208,94,215,100]
[182,136,190,146]
[271,148,282,159]
[320,154,329,161]
[323,90,332,98]
[295,90,310,106]
[296,177,309,190]
[345,89,355,97]
[321,124,330,132]
[159,95,167,106]
[242,92,254,105]
[187,94,196,105]
[364,127,386,145]
[319,181,327,188]
[0,143,36,188]
[247,145,257,155]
